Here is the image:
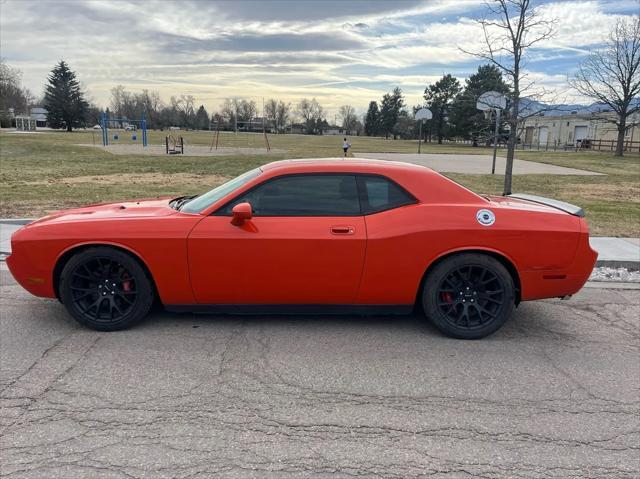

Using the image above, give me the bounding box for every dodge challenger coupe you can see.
[7,159,597,339]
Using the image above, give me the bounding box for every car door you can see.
[187,174,367,305]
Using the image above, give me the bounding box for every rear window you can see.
[358,176,416,214]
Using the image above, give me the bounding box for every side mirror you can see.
[231,202,252,226]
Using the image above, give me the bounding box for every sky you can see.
[1,0,638,119]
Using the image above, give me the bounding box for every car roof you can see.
[260,158,432,175]
[255,157,484,206]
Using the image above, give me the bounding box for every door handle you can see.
[331,225,355,235]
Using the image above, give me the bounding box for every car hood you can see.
[28,197,179,226]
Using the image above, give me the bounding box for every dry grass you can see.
[1,129,638,236]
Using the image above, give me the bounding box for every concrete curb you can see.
[0,218,34,225]
[594,260,640,271]
[584,281,640,290]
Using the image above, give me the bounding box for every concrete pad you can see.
[356,153,604,175]
[78,143,286,157]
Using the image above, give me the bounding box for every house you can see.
[14,107,48,130]
[288,123,306,134]
[30,107,48,128]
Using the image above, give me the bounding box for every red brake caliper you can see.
[441,292,453,303]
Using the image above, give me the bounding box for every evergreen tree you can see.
[449,65,510,143]
[423,74,461,144]
[379,87,404,139]
[43,60,88,131]
[195,105,210,130]
[364,101,380,136]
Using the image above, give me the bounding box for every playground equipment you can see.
[209,120,271,152]
[15,117,37,131]
[166,135,184,155]
[100,111,148,147]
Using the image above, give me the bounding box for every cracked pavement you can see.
[1,269,639,478]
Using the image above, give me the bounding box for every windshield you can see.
[180,168,262,214]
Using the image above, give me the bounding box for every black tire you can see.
[422,253,515,339]
[59,246,154,331]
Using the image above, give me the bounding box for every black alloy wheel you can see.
[423,253,515,339]
[60,247,154,331]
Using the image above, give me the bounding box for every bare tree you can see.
[570,16,640,157]
[275,100,291,133]
[339,104,358,133]
[0,61,33,125]
[220,98,237,129]
[177,95,196,129]
[264,99,278,131]
[461,0,556,195]
[238,99,257,124]
[296,98,325,134]
[110,85,130,118]
[139,89,164,129]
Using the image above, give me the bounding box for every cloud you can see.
[1,0,637,115]
[156,31,367,54]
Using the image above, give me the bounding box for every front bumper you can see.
[5,242,57,298]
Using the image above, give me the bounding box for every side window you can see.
[358,176,415,214]
[222,174,361,216]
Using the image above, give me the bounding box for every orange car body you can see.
[7,159,597,311]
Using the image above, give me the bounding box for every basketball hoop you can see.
[414,108,433,154]
[476,91,507,112]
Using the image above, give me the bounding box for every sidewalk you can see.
[1,220,639,270]
[589,237,640,270]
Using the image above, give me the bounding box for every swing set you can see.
[166,135,184,155]
[208,120,271,152]
[100,112,148,147]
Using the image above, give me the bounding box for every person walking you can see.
[342,137,351,158]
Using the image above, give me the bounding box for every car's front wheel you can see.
[59,247,154,331]
[422,253,515,339]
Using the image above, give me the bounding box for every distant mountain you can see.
[519,97,640,117]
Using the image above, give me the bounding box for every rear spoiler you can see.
[507,194,585,217]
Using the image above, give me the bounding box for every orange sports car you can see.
[7,159,597,339]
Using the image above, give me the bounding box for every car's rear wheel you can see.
[59,247,154,331]
[422,253,515,339]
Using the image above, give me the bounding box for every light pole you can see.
[477,91,506,175]
[415,108,433,154]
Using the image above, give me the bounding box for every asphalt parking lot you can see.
[1,269,638,478]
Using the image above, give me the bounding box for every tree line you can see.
[362,65,510,144]
[0,58,512,140]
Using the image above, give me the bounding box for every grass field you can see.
[1,129,638,236]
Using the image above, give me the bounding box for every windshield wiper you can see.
[170,195,198,211]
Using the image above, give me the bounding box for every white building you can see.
[14,107,48,130]
[519,110,640,152]
[30,107,48,127]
